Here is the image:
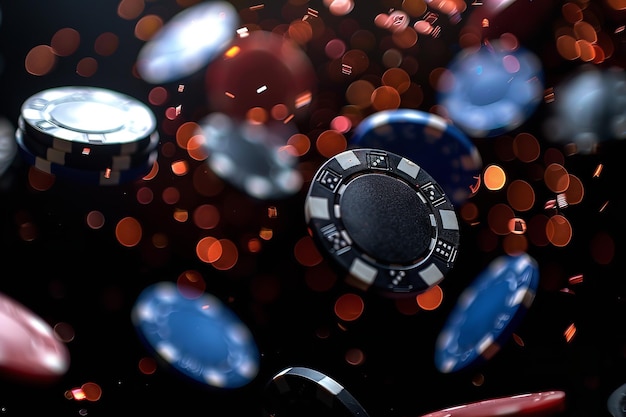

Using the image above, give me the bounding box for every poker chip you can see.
[15,128,157,186]
[131,282,260,389]
[434,253,540,373]
[304,148,460,297]
[136,1,239,84]
[18,115,159,171]
[204,29,317,119]
[418,391,566,417]
[20,86,157,156]
[263,366,371,417]
[542,65,626,154]
[607,382,626,417]
[197,112,303,200]
[349,109,482,206]
[0,116,17,176]
[437,40,544,138]
[0,291,70,383]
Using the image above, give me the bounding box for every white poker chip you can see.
[20,86,157,155]
[136,1,239,84]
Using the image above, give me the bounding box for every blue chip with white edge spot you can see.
[131,281,260,389]
[434,253,540,373]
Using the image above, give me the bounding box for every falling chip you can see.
[136,1,240,84]
[196,112,303,200]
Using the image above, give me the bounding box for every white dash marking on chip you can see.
[419,263,444,285]
[349,258,377,284]
[305,196,330,220]
[335,150,360,170]
[397,157,420,178]
[439,209,459,230]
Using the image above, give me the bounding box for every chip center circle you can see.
[49,101,126,133]
[340,173,432,265]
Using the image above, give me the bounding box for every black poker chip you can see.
[304,148,460,297]
[18,115,159,171]
[15,128,157,186]
[262,366,370,417]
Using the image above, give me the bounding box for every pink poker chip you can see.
[0,292,70,382]
[419,391,566,417]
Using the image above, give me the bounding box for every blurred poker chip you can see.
[195,112,303,200]
[0,291,70,383]
[542,64,626,154]
[136,1,239,84]
[131,281,260,389]
[434,253,540,373]
[437,37,544,138]
[204,29,317,120]
[0,116,17,177]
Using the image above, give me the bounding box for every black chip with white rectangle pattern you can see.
[304,148,460,297]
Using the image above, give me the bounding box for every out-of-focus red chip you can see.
[419,391,566,417]
[204,29,317,120]
[0,292,70,383]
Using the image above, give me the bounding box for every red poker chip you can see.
[0,292,70,383]
[419,391,566,417]
[204,29,317,120]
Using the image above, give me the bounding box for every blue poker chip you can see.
[15,128,157,186]
[305,148,460,297]
[437,41,544,138]
[131,282,260,389]
[349,109,482,206]
[434,253,540,373]
[608,382,626,417]
[136,1,239,84]
[263,366,371,417]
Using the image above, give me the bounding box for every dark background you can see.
[0,1,625,416]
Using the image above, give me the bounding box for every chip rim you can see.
[348,108,482,206]
[607,382,626,417]
[418,390,566,417]
[15,128,157,186]
[18,118,159,171]
[263,366,371,417]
